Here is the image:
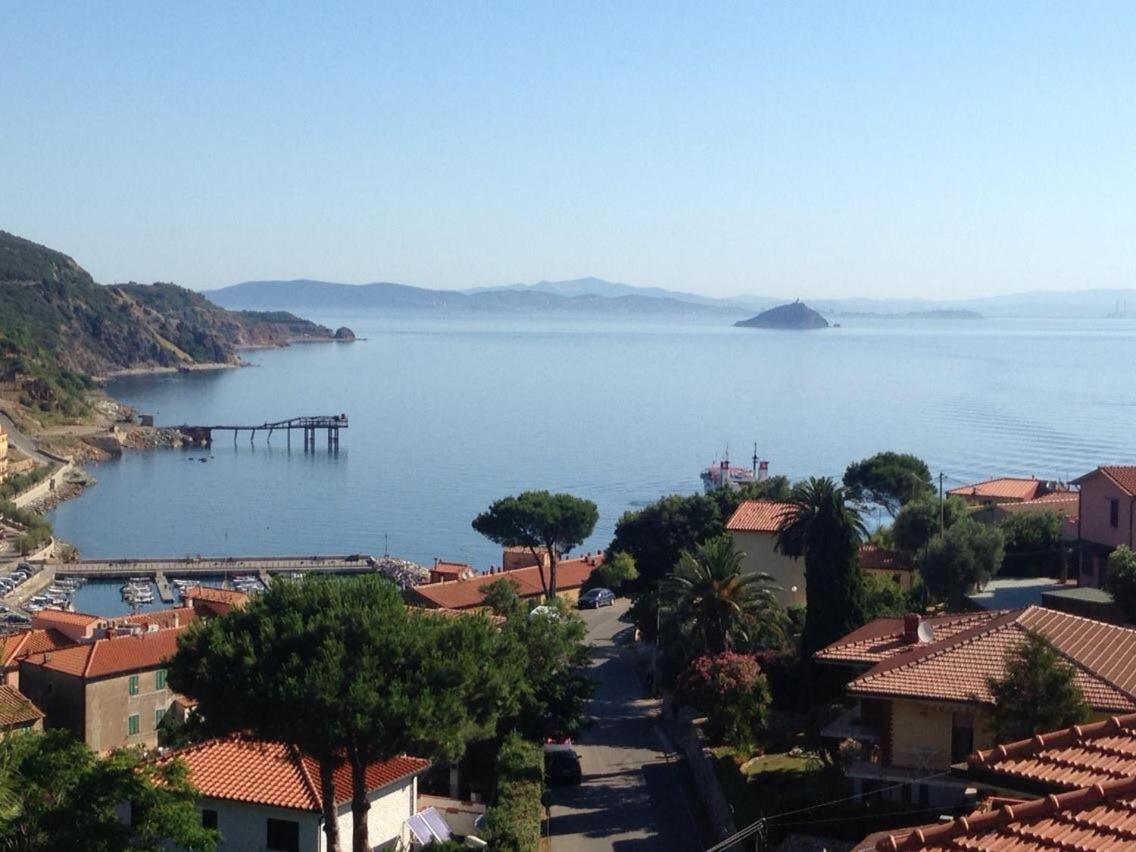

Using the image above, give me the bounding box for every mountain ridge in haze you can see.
[206,277,1136,319]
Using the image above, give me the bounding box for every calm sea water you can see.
[49,315,1136,578]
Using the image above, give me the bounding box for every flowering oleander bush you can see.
[676,652,772,749]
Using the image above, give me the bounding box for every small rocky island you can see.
[735,300,829,330]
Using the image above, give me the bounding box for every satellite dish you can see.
[917,621,936,644]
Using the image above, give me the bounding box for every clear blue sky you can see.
[2,2,1134,299]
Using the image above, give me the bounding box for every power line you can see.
[704,769,955,852]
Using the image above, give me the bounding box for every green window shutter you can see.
[156,669,167,690]
[128,675,139,696]
[128,714,140,736]
[155,707,166,728]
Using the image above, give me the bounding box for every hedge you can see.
[484,734,543,852]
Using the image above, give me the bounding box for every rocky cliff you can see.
[0,230,338,417]
[734,301,829,330]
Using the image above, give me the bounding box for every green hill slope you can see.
[0,230,334,418]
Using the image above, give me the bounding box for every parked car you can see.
[544,745,582,785]
[577,588,615,609]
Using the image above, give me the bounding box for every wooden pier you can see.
[179,415,347,451]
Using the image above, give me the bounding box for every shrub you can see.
[676,652,772,749]
[484,734,544,852]
[583,551,638,594]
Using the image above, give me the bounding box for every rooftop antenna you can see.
[752,442,758,477]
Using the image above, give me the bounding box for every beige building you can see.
[816,608,1136,807]
[725,500,804,607]
[19,627,183,752]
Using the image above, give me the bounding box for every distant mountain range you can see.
[206,277,1136,320]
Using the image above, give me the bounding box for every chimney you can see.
[903,613,921,644]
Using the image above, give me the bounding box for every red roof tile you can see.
[948,478,1046,501]
[409,555,603,610]
[1074,465,1136,497]
[816,611,1005,667]
[0,684,42,728]
[32,609,103,629]
[876,775,1136,850]
[726,500,791,533]
[997,493,1079,520]
[858,545,914,572]
[159,737,429,811]
[0,628,75,671]
[119,607,198,631]
[969,713,1136,791]
[22,627,183,679]
[846,607,1136,713]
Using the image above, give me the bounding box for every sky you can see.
[2,2,1135,299]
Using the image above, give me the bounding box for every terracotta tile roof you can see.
[969,713,1136,791]
[0,684,42,728]
[159,737,429,811]
[22,627,183,680]
[432,561,472,575]
[0,628,74,670]
[858,545,914,572]
[815,611,1005,667]
[1074,465,1136,497]
[32,609,103,629]
[875,775,1136,850]
[182,586,249,606]
[726,500,791,533]
[997,493,1079,520]
[948,477,1046,501]
[119,607,198,630]
[846,607,1136,713]
[408,554,603,610]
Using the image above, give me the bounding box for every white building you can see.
[157,736,430,851]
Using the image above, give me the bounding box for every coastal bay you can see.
[47,313,1136,571]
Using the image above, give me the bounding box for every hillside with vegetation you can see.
[0,230,338,418]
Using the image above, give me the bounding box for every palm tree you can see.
[776,476,867,655]
[662,535,785,656]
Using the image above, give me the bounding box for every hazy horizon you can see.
[4,3,1136,300]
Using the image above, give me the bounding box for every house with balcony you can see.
[724,500,803,607]
[816,607,1136,807]
[1072,465,1136,588]
[155,735,430,852]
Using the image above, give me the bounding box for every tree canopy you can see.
[473,491,599,598]
[1106,545,1136,623]
[998,510,1067,578]
[892,494,967,556]
[921,518,1004,609]
[843,452,933,516]
[661,535,786,657]
[606,492,723,589]
[0,730,216,852]
[170,575,524,852]
[776,477,867,655]
[988,630,1090,741]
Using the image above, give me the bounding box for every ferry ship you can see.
[700,446,769,493]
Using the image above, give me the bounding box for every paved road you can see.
[550,599,703,852]
[0,409,52,464]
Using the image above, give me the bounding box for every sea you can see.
[49,313,1136,614]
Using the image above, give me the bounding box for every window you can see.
[951,712,975,764]
[266,818,300,852]
[201,809,218,830]
[128,714,140,736]
[155,669,167,690]
[128,674,139,696]
[155,707,166,729]
[1111,498,1120,528]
